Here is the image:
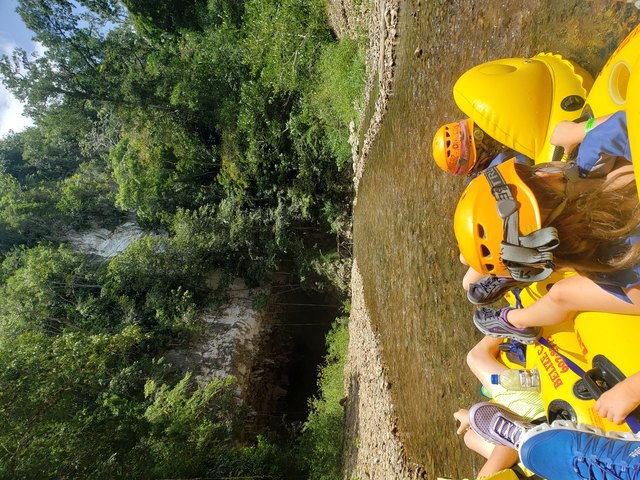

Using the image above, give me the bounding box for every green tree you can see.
[110,109,220,226]
[0,325,146,479]
[2,0,126,117]
[0,245,119,333]
[0,172,59,246]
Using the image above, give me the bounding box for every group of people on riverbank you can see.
[432,110,640,479]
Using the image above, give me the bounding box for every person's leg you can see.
[463,265,485,291]
[462,404,521,478]
[463,428,495,459]
[507,274,640,329]
[477,446,519,479]
[466,336,507,397]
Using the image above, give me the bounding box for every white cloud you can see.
[33,40,47,58]
[0,83,33,138]
[0,39,43,139]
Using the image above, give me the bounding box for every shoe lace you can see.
[493,416,521,446]
[499,339,527,363]
[572,433,640,480]
[476,276,510,294]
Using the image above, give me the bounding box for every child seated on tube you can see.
[454,112,640,426]
[432,119,533,304]
[466,402,640,480]
[453,336,545,478]
[432,119,532,178]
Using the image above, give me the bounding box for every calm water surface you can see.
[354,1,639,477]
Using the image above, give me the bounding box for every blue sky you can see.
[0,0,37,137]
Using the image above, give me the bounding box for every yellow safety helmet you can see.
[454,159,557,281]
[432,118,477,176]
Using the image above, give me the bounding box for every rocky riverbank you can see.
[328,0,419,478]
[344,261,423,479]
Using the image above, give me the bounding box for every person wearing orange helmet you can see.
[432,118,531,178]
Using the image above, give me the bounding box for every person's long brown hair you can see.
[514,162,640,275]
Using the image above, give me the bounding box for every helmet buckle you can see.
[496,199,518,219]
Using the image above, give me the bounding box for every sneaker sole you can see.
[473,311,539,345]
[519,419,614,449]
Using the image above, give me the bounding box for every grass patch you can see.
[304,38,366,168]
[297,315,349,480]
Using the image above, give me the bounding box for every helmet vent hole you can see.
[480,245,491,258]
[485,263,495,272]
[477,225,486,239]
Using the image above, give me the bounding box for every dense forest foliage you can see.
[0,0,364,477]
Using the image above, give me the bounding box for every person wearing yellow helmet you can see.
[434,119,534,304]
[460,111,632,304]
[459,158,640,413]
[457,157,640,339]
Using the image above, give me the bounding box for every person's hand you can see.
[594,379,640,425]
[550,120,585,155]
[454,408,470,435]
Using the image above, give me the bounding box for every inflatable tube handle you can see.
[625,415,640,433]
[551,146,564,162]
[583,368,640,433]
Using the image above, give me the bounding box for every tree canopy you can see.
[0,0,364,477]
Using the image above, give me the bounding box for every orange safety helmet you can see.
[454,159,550,279]
[432,118,477,176]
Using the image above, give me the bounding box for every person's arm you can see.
[550,114,613,155]
[552,111,632,178]
[594,370,640,424]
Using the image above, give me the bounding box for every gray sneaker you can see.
[467,276,528,305]
[468,401,534,449]
[473,307,541,344]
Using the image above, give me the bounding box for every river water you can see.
[353,1,639,478]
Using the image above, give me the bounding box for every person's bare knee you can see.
[462,429,475,451]
[545,277,575,305]
[467,336,500,365]
[463,429,493,459]
[466,337,505,391]
[466,342,483,369]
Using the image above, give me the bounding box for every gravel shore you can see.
[327,0,421,478]
[344,261,424,479]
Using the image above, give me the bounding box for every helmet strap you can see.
[483,166,560,281]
